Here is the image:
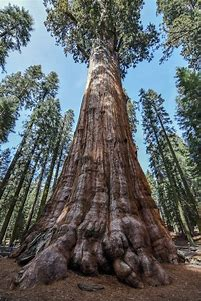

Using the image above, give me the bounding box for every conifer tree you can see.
[9,152,41,245]
[0,97,61,244]
[140,89,199,243]
[0,68,59,198]
[0,148,11,180]
[127,96,138,143]
[176,67,201,175]
[0,4,33,71]
[52,109,74,190]
[0,97,18,143]
[24,153,49,234]
[157,0,200,69]
[0,66,59,143]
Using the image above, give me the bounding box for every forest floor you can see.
[0,258,201,301]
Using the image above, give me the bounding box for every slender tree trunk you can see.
[156,111,198,216]
[37,141,60,218]
[24,153,49,235]
[0,121,33,199]
[52,118,67,190]
[198,204,201,233]
[52,148,62,191]
[0,139,38,244]
[152,126,195,245]
[9,154,40,245]
[13,42,177,289]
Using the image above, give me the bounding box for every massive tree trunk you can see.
[12,42,177,289]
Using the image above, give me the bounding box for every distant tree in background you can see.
[0,97,61,243]
[175,67,201,175]
[139,89,199,244]
[37,109,74,218]
[0,148,11,181]
[156,0,201,236]
[52,109,74,190]
[0,65,59,144]
[25,109,74,234]
[157,0,200,69]
[126,94,138,144]
[0,97,18,143]
[0,4,33,71]
[0,97,74,245]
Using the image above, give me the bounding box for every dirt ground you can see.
[0,258,201,301]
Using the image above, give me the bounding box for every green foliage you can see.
[60,109,74,155]
[0,95,75,243]
[0,65,59,144]
[0,98,61,242]
[0,97,18,143]
[0,65,59,109]
[27,98,61,146]
[44,0,159,76]
[52,109,74,189]
[0,4,33,71]
[157,0,200,69]
[0,148,11,180]
[126,95,138,143]
[139,89,175,146]
[140,88,199,235]
[176,67,201,175]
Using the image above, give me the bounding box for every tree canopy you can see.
[0,97,18,143]
[139,88,199,243]
[0,65,59,144]
[157,0,200,69]
[176,67,201,174]
[0,4,33,71]
[44,0,159,76]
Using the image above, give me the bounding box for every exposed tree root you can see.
[13,213,177,288]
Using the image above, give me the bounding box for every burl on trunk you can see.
[12,42,177,289]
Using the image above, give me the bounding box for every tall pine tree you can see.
[0,98,61,244]
[175,67,201,175]
[140,89,199,244]
[0,4,33,71]
[157,0,200,69]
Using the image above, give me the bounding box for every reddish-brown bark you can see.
[12,43,177,289]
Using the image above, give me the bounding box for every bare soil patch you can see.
[0,258,201,301]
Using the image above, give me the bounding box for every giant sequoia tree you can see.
[13,0,177,289]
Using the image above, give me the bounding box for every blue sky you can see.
[0,0,186,171]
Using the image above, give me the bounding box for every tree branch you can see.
[77,44,90,60]
[116,36,123,52]
[65,11,78,25]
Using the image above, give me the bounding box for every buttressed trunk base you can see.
[12,42,177,289]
